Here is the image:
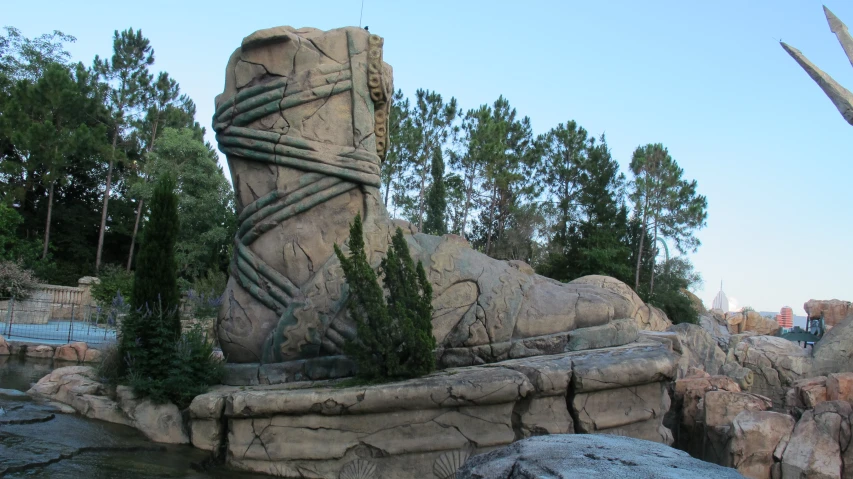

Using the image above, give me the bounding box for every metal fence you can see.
[0,297,120,345]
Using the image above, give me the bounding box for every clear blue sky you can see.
[6,0,852,317]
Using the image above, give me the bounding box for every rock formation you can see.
[213,26,670,369]
[782,6,853,126]
[805,299,853,329]
[456,434,746,479]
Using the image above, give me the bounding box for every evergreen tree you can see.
[93,28,154,272]
[120,174,180,383]
[629,144,707,293]
[423,148,447,236]
[334,214,435,380]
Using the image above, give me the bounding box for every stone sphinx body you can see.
[214,26,669,368]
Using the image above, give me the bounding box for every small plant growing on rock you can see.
[334,214,436,380]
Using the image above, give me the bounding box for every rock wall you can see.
[805,299,853,329]
[191,342,676,478]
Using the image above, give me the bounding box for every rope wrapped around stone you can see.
[213,63,382,319]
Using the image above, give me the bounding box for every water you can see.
[0,356,266,478]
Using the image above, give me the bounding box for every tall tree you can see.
[132,127,235,281]
[4,63,105,259]
[381,89,416,208]
[406,89,457,229]
[470,96,535,259]
[629,144,707,293]
[93,28,154,272]
[422,148,447,236]
[449,105,491,236]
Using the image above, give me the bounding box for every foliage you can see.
[422,148,447,235]
[0,260,38,299]
[334,214,435,380]
[134,128,235,282]
[120,175,180,384]
[640,257,702,325]
[629,144,707,292]
[91,263,134,306]
[0,203,39,262]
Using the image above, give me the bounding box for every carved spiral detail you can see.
[367,34,390,160]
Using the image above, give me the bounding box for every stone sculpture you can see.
[782,6,853,125]
[213,26,669,371]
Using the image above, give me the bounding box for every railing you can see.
[0,297,120,345]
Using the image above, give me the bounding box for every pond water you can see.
[0,356,266,479]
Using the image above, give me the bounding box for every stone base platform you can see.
[191,340,676,478]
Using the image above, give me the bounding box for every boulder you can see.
[53,342,88,362]
[701,391,773,466]
[25,344,55,359]
[0,334,8,356]
[730,335,813,408]
[26,366,131,426]
[728,410,796,479]
[570,275,672,331]
[827,373,853,402]
[698,310,731,350]
[805,299,853,328]
[721,362,755,391]
[669,323,726,377]
[813,314,853,375]
[116,386,189,444]
[779,401,851,479]
[82,348,102,363]
[726,311,781,336]
[673,375,741,430]
[456,434,746,478]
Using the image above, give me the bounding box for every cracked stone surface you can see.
[200,342,677,478]
[729,335,813,408]
[456,434,745,479]
[213,26,674,368]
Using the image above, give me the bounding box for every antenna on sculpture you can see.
[359,0,365,28]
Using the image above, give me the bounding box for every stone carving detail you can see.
[214,26,670,366]
[433,450,470,479]
[339,459,377,479]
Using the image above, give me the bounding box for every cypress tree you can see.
[423,149,447,236]
[334,214,435,380]
[119,174,180,384]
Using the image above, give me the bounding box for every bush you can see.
[128,319,223,409]
[118,175,222,408]
[0,260,38,299]
[91,264,134,307]
[334,214,436,381]
[186,269,226,318]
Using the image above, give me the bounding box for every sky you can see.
[5,0,852,317]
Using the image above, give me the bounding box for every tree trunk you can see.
[384,176,393,207]
[650,219,659,295]
[96,129,119,273]
[42,181,54,260]
[127,198,143,271]
[416,153,429,230]
[460,167,476,236]
[634,204,649,291]
[485,182,497,256]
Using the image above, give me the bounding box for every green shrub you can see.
[91,264,134,306]
[334,214,436,381]
[0,260,37,299]
[119,175,222,408]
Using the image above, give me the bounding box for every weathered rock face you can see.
[0,335,8,356]
[726,311,781,336]
[192,342,677,478]
[814,315,853,375]
[699,310,731,350]
[779,401,852,479]
[729,335,813,408]
[728,410,796,479]
[213,26,670,366]
[456,434,746,479]
[26,366,188,444]
[806,299,853,328]
[669,323,726,377]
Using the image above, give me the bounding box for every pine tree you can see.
[334,214,435,380]
[423,148,447,236]
[119,174,180,384]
